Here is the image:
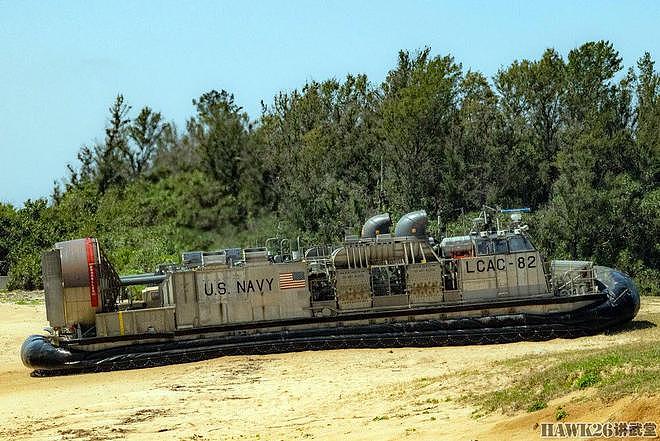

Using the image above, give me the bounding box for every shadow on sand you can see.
[604,319,656,335]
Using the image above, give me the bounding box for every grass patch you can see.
[14,298,43,305]
[412,377,436,389]
[574,371,600,389]
[367,374,446,402]
[527,400,548,412]
[555,406,568,421]
[467,340,660,414]
[0,290,44,304]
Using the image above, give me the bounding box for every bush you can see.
[555,406,568,421]
[8,252,42,290]
[527,400,548,412]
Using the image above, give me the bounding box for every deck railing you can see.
[552,267,596,296]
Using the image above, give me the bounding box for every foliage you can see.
[1,41,658,293]
[470,338,660,414]
[554,406,568,421]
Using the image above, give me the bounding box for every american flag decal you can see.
[279,271,306,290]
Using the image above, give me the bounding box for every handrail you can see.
[553,268,596,296]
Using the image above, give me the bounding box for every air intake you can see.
[394,210,428,238]
[361,213,392,238]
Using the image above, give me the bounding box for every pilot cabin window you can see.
[475,239,508,256]
[508,236,534,252]
[493,239,508,254]
[475,239,490,256]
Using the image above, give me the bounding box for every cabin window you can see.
[493,239,509,254]
[475,239,508,256]
[370,265,406,296]
[475,239,490,256]
[508,236,534,252]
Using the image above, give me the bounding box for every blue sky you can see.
[1,0,658,206]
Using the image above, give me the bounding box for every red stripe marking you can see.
[85,238,99,308]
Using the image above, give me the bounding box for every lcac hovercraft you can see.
[21,207,639,375]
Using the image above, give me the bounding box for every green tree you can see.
[67,94,132,194]
[6,199,58,289]
[635,52,660,185]
[380,48,462,213]
[493,48,566,207]
[451,71,501,209]
[124,106,167,178]
[0,203,17,269]
[260,75,381,240]
[188,90,249,194]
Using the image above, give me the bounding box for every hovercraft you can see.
[21,207,639,375]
